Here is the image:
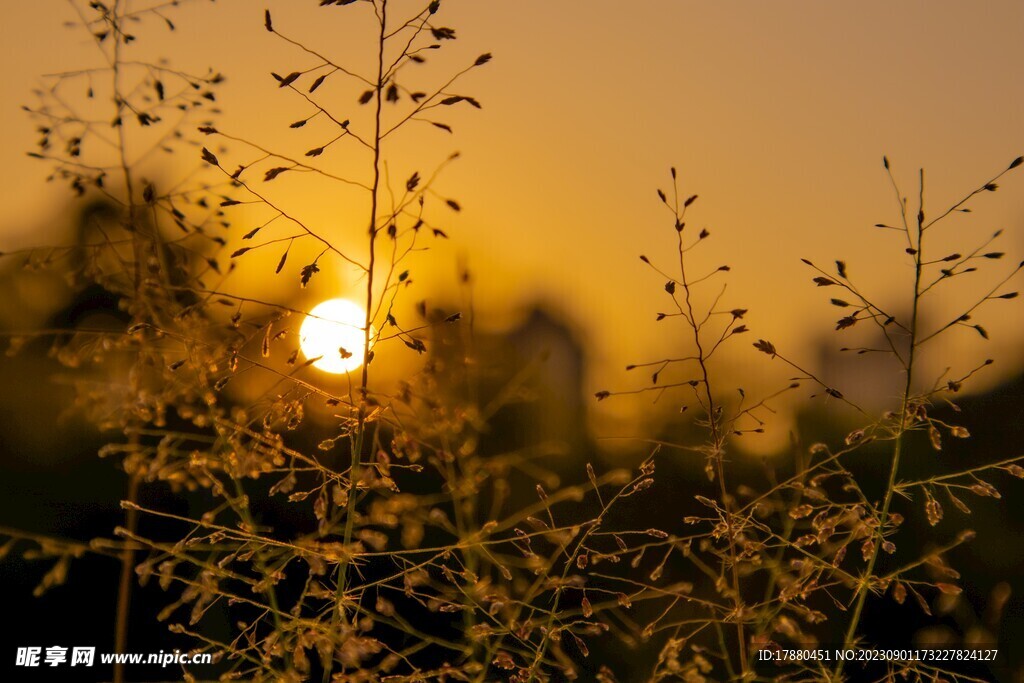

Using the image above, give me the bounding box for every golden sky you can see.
[1,1,1022,451]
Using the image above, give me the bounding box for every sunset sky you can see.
[1,1,1022,450]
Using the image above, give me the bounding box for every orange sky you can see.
[1,1,1022,451]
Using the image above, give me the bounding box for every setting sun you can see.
[299,298,373,374]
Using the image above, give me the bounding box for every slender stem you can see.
[325,3,387,681]
[836,169,925,678]
[676,229,748,673]
[525,475,646,680]
[110,6,142,680]
[230,479,283,634]
[746,447,805,670]
[113,472,139,682]
[896,454,1024,490]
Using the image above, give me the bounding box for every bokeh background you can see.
[1,0,1023,445]
[1,1,1023,680]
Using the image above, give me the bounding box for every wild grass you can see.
[595,159,1024,681]
[2,2,1023,682]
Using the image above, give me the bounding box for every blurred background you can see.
[1,1,1023,680]
[1,0,1022,445]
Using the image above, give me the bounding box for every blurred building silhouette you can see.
[491,307,588,457]
[426,304,589,466]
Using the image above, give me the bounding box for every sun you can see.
[299,298,374,374]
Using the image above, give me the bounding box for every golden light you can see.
[299,298,373,374]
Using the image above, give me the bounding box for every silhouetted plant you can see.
[6,2,1024,682]
[597,157,1024,681]
[6,2,647,681]
[18,2,227,680]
